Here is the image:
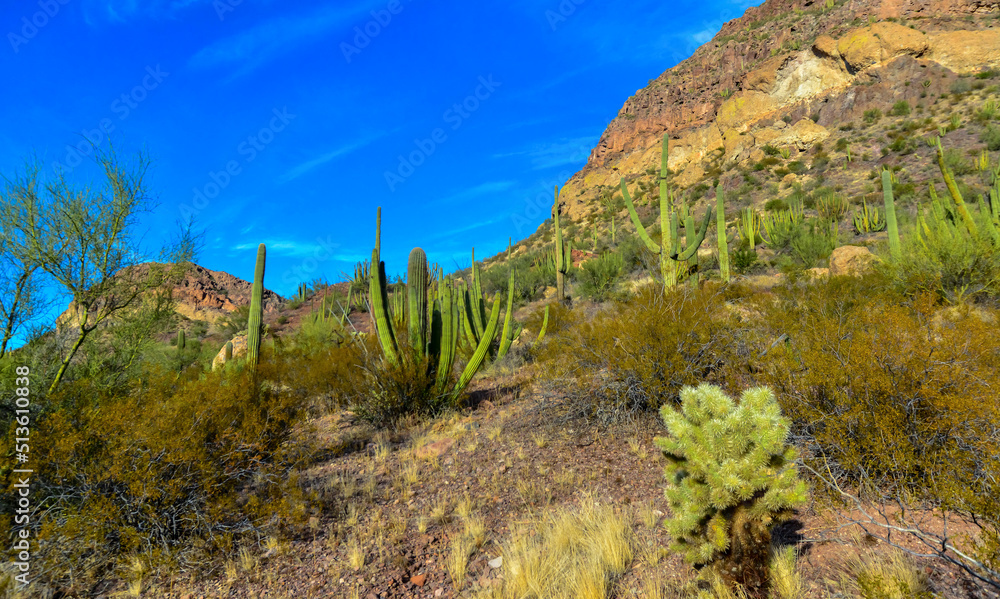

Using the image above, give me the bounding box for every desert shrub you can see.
[350,351,448,427]
[617,233,657,274]
[880,211,1000,301]
[0,362,314,591]
[890,101,911,117]
[765,198,789,212]
[577,252,625,302]
[982,125,1000,151]
[655,384,807,593]
[951,78,972,95]
[732,245,760,274]
[754,277,1000,576]
[217,304,250,337]
[863,108,883,124]
[548,284,745,422]
[790,222,835,267]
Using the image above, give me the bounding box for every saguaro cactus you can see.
[246,243,266,369]
[716,186,730,283]
[655,384,807,591]
[224,341,233,362]
[176,330,186,351]
[622,132,713,288]
[553,186,569,301]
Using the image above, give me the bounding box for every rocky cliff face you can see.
[56,263,282,329]
[556,0,1000,221]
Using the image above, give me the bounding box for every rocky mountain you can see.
[554,0,1000,223]
[55,262,283,330]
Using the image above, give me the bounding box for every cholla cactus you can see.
[654,384,807,590]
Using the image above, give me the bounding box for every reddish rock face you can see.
[557,0,999,222]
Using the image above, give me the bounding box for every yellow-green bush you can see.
[1,359,317,592]
[543,284,748,422]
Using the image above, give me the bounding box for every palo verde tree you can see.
[0,186,46,358]
[0,147,192,393]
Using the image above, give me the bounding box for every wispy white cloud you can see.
[428,180,517,207]
[428,216,505,241]
[85,0,217,22]
[277,132,388,183]
[188,1,383,77]
[493,136,593,170]
[231,238,364,262]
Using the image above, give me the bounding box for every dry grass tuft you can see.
[769,546,804,599]
[841,546,931,599]
[478,498,633,599]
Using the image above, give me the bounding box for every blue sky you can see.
[1,0,758,300]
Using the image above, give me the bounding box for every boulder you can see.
[836,22,928,73]
[829,246,878,276]
[211,334,247,371]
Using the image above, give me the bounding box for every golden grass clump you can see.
[480,498,633,599]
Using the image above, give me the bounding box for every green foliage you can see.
[890,101,911,117]
[981,125,1000,152]
[732,245,760,274]
[790,221,835,268]
[853,200,887,234]
[654,384,807,591]
[863,108,883,124]
[578,252,625,302]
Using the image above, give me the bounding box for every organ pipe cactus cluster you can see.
[622,132,712,288]
[246,243,266,369]
[368,208,512,398]
[852,200,886,234]
[736,207,762,250]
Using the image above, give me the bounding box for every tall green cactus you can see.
[553,186,568,301]
[536,304,550,343]
[496,267,517,360]
[935,137,978,238]
[177,329,186,351]
[716,186,730,283]
[882,169,901,261]
[246,243,266,369]
[369,208,399,365]
[622,132,677,288]
[224,341,233,363]
[621,132,712,288]
[407,248,429,355]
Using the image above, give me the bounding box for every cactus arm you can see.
[496,268,516,360]
[935,138,978,238]
[553,187,568,301]
[369,209,398,364]
[536,304,550,343]
[671,207,713,262]
[453,294,502,398]
[246,243,266,369]
[434,281,457,392]
[716,186,730,283]
[621,177,662,254]
[882,170,901,261]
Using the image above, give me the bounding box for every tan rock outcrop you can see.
[927,29,1000,73]
[835,22,928,72]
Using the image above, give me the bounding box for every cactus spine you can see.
[246,243,266,369]
[553,187,568,301]
[882,169,901,261]
[716,186,730,283]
